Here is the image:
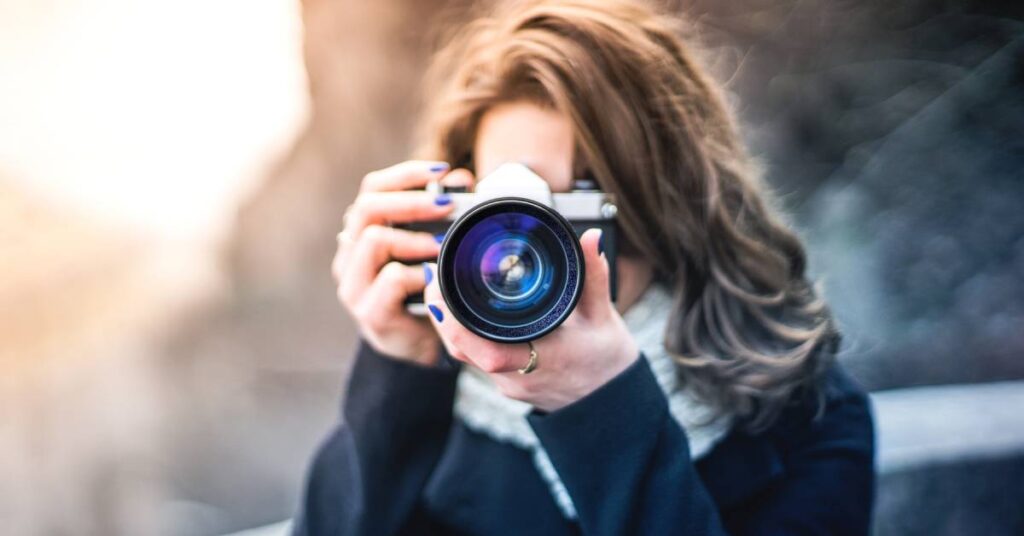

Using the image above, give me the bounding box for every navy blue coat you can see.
[293,341,874,535]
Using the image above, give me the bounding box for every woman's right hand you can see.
[332,160,472,366]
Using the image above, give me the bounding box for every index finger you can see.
[361,160,450,193]
[346,191,454,234]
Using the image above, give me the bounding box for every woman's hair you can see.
[415,0,838,431]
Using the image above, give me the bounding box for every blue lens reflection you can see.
[479,238,545,302]
[453,211,563,325]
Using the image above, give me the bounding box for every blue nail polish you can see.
[597,230,606,256]
[434,194,452,206]
[427,304,444,322]
[434,233,445,244]
[429,163,449,173]
[423,263,433,286]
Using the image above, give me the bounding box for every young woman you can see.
[298,1,874,534]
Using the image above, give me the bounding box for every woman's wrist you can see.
[534,339,640,412]
[586,345,641,399]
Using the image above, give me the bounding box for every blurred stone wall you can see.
[149,0,1024,534]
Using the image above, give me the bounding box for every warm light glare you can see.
[0,0,309,242]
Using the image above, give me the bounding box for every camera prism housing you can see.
[403,163,618,343]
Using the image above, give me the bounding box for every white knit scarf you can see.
[452,283,733,520]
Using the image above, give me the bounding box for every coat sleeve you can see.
[292,341,460,536]
[526,354,875,536]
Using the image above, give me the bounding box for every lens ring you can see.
[437,197,584,343]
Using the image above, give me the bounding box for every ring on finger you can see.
[518,342,539,375]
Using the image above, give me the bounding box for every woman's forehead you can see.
[474,101,575,192]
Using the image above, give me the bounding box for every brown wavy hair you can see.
[414,0,838,431]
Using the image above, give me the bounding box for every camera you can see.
[404,163,618,343]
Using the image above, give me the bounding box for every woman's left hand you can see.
[423,228,639,412]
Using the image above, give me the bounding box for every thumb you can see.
[577,228,612,318]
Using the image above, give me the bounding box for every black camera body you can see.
[404,163,618,343]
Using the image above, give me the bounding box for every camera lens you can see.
[459,216,557,324]
[438,198,584,343]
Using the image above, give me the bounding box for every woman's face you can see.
[473,101,576,193]
[472,101,654,311]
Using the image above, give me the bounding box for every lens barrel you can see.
[437,197,584,343]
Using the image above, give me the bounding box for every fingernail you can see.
[429,163,450,173]
[434,233,445,244]
[596,229,606,257]
[427,304,444,322]
[434,194,452,206]
[423,263,433,286]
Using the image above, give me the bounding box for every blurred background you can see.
[1,0,1022,535]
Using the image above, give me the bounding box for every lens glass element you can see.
[479,237,546,304]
